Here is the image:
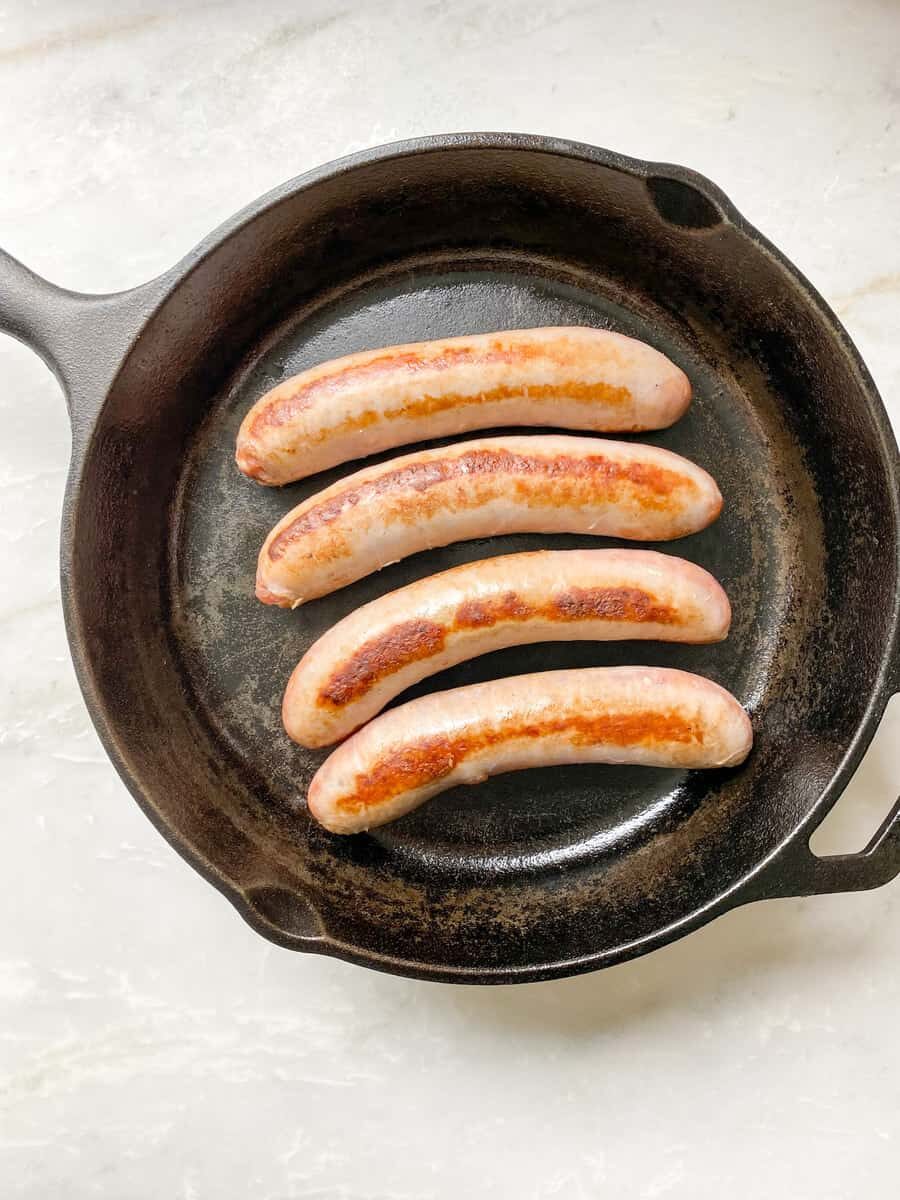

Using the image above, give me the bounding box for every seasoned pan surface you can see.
[174,260,812,868]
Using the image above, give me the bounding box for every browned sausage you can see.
[236,326,691,485]
[306,667,752,833]
[284,550,731,747]
[256,435,723,606]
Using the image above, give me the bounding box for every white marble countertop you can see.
[1,1,898,1196]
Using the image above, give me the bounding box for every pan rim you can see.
[60,133,900,982]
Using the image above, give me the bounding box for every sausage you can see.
[284,550,731,747]
[236,326,691,485]
[256,435,723,607]
[306,667,752,833]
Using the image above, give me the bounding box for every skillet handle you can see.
[0,246,168,421]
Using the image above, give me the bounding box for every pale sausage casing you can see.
[306,666,753,834]
[236,326,691,485]
[256,434,723,607]
[284,550,731,747]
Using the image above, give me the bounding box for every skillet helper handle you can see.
[758,800,900,900]
[750,661,900,900]
[0,246,167,420]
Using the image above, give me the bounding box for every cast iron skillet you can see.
[1,134,898,984]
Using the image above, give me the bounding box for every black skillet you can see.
[2,134,898,984]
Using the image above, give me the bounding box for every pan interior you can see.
[170,256,814,879]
